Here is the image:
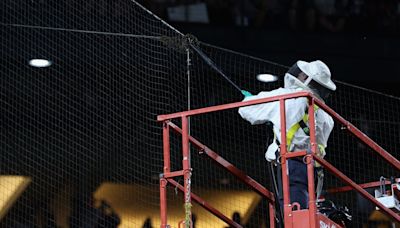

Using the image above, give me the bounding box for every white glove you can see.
[265,142,279,162]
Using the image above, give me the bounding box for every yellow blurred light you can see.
[94,183,261,227]
[0,175,31,219]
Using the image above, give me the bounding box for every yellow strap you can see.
[286,105,319,150]
[286,115,307,148]
[283,105,326,167]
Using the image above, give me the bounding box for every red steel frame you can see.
[157,91,400,227]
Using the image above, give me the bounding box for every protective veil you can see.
[286,60,336,100]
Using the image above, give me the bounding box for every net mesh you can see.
[1,1,187,227]
[1,0,400,227]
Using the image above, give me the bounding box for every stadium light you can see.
[256,73,278,83]
[28,59,52,68]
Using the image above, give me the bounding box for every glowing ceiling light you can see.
[256,74,278,83]
[28,59,52,68]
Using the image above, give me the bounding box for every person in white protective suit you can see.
[238,60,336,210]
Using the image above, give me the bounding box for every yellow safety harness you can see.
[286,105,325,159]
[284,105,325,199]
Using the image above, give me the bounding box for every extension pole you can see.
[189,44,242,93]
[182,116,192,228]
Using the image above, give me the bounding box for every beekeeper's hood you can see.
[284,60,336,101]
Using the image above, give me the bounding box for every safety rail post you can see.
[160,120,171,228]
[160,178,168,227]
[163,121,171,173]
[279,98,292,228]
[181,116,192,228]
[307,98,317,228]
[269,201,276,228]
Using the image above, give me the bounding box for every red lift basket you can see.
[157,91,400,228]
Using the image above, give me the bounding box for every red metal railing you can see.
[157,91,400,227]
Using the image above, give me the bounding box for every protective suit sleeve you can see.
[316,109,335,147]
[238,88,308,130]
[238,91,280,125]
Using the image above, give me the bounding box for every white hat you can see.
[297,60,336,91]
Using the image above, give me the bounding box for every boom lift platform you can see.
[157,91,400,228]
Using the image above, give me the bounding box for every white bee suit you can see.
[238,78,334,161]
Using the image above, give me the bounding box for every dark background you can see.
[1,0,399,227]
[141,0,400,97]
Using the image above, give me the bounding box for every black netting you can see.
[1,1,400,227]
[1,1,187,227]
